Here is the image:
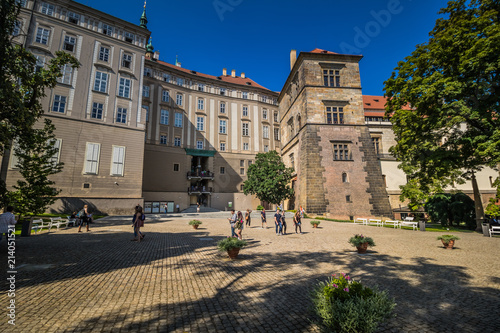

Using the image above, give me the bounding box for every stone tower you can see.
[278,49,393,219]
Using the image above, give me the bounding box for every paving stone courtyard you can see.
[1,212,499,332]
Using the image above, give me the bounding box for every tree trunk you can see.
[471,172,485,232]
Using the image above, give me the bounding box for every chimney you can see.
[290,49,297,70]
[153,51,160,60]
[241,72,245,79]
[223,68,227,76]
[231,69,236,78]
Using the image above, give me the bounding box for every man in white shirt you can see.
[0,206,17,243]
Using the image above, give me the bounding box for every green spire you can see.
[140,1,148,29]
[146,37,154,53]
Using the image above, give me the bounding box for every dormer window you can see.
[124,32,134,43]
[68,12,80,24]
[220,88,226,96]
[102,24,113,36]
[163,73,170,82]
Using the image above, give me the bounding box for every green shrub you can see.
[348,234,375,247]
[311,273,395,333]
[310,220,321,226]
[436,234,460,242]
[188,219,202,225]
[256,205,264,210]
[425,192,476,229]
[217,237,247,251]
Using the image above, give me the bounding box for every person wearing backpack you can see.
[77,204,91,233]
[132,205,145,242]
[234,211,244,240]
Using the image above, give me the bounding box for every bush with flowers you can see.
[311,273,395,333]
[348,234,375,247]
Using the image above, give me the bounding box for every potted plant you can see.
[437,234,460,249]
[348,234,375,254]
[188,219,202,229]
[217,237,247,259]
[311,220,321,228]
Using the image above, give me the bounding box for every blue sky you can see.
[80,0,448,95]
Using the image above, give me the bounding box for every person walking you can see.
[197,202,200,213]
[261,208,267,229]
[245,209,252,227]
[300,205,305,219]
[132,205,145,241]
[274,210,283,235]
[164,203,168,214]
[235,211,244,240]
[281,211,287,235]
[228,209,237,237]
[294,210,302,234]
[0,206,16,244]
[77,204,91,232]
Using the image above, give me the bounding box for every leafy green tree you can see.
[384,0,500,231]
[0,0,79,210]
[243,151,294,205]
[425,192,475,229]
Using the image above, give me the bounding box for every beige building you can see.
[141,47,280,213]
[2,0,150,214]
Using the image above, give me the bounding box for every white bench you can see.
[368,219,383,227]
[354,218,367,224]
[400,217,418,230]
[31,219,49,234]
[490,226,500,237]
[49,217,69,231]
[67,216,78,227]
[384,220,400,228]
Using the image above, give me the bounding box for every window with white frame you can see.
[242,91,248,99]
[162,90,169,102]
[219,120,227,134]
[111,146,125,176]
[91,102,103,119]
[52,95,66,113]
[220,88,226,96]
[263,109,268,120]
[176,78,183,86]
[118,78,131,98]
[116,107,127,124]
[40,3,54,16]
[174,113,182,127]
[220,102,226,113]
[198,98,204,110]
[220,142,226,151]
[58,64,73,85]
[84,143,100,174]
[160,109,169,125]
[174,137,181,147]
[160,135,167,144]
[274,128,280,141]
[274,111,279,122]
[243,142,249,151]
[124,31,134,43]
[12,20,21,36]
[122,53,132,68]
[242,106,248,117]
[198,83,204,92]
[176,93,183,106]
[102,24,113,36]
[142,85,150,97]
[264,145,269,152]
[99,46,110,62]
[163,73,170,82]
[197,140,203,150]
[262,95,267,103]
[144,67,152,77]
[68,12,80,24]
[48,138,61,167]
[242,123,249,136]
[35,27,50,45]
[263,125,269,139]
[196,116,204,131]
[94,71,108,92]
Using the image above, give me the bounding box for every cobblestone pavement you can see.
[1,213,500,332]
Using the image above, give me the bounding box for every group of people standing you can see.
[228,206,305,238]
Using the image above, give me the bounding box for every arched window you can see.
[342,172,348,183]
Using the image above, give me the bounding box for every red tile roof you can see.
[363,95,387,110]
[309,48,339,55]
[155,60,272,92]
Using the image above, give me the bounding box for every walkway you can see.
[0,215,499,332]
